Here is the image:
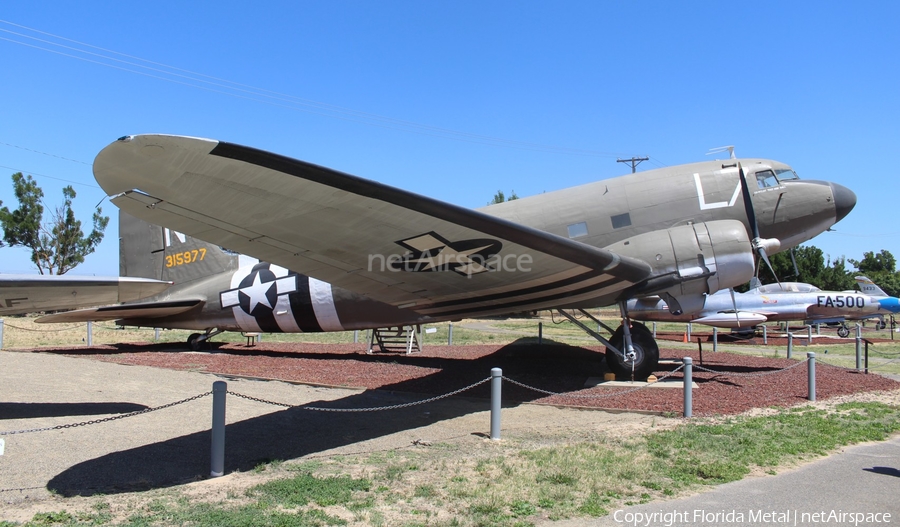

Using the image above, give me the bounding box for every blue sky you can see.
[0,2,897,276]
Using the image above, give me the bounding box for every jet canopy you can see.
[753,282,821,294]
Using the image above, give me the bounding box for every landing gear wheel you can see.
[605,322,659,380]
[187,333,203,351]
[876,320,887,330]
[837,326,850,338]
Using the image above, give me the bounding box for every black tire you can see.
[837,326,850,338]
[605,322,659,380]
[876,320,887,330]
[187,333,203,351]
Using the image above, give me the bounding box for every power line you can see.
[0,19,631,159]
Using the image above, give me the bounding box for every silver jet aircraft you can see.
[628,278,900,336]
[40,135,856,378]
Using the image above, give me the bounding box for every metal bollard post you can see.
[815,323,821,335]
[448,323,453,346]
[855,324,862,370]
[211,381,227,477]
[538,322,543,345]
[807,325,812,343]
[86,321,93,346]
[762,324,767,344]
[683,357,692,418]
[490,368,502,440]
[652,322,657,338]
[686,323,692,342]
[353,330,358,343]
[712,328,718,352]
[787,332,793,359]
[807,352,816,401]
[154,328,160,341]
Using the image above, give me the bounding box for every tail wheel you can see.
[605,322,659,380]
[837,326,850,338]
[187,333,203,351]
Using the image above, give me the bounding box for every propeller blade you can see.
[758,247,783,290]
[790,247,800,279]
[729,287,740,328]
[738,162,760,240]
[738,161,784,289]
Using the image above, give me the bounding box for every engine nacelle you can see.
[605,219,755,314]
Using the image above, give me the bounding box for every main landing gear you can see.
[555,302,660,380]
[187,328,225,351]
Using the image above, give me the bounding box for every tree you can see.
[849,250,900,297]
[488,190,519,205]
[0,172,109,275]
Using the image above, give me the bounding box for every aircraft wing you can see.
[0,275,172,316]
[36,299,203,323]
[93,135,653,318]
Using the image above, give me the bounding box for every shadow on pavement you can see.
[0,402,149,420]
[46,341,606,497]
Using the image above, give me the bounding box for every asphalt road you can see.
[543,438,900,527]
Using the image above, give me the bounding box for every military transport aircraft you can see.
[628,277,900,337]
[38,134,856,378]
[0,274,171,315]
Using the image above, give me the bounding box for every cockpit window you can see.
[775,168,799,181]
[755,169,778,188]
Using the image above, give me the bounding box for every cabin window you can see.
[775,168,799,181]
[567,222,588,238]
[755,170,778,188]
[611,213,632,229]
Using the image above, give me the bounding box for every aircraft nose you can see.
[831,182,856,223]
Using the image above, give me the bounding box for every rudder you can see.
[119,211,239,284]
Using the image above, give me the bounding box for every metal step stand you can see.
[367,325,423,354]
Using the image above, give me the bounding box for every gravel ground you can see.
[31,339,900,416]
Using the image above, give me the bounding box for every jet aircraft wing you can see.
[93,135,653,318]
[36,299,203,323]
[0,275,172,316]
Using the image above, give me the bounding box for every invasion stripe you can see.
[288,273,323,332]
[309,278,344,331]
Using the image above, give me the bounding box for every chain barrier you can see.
[0,391,211,436]
[230,377,492,412]
[1,321,85,332]
[502,364,685,399]
[692,358,809,378]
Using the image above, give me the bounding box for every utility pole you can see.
[617,156,649,173]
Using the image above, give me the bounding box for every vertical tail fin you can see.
[119,212,239,285]
[856,276,888,297]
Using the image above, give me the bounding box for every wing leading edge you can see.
[94,134,652,317]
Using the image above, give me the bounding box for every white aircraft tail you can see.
[856,276,888,297]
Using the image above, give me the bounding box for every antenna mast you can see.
[707,145,736,159]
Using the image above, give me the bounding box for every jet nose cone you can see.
[831,182,856,223]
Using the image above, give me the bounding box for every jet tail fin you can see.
[856,276,888,297]
[119,212,239,286]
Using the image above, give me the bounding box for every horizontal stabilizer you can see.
[36,299,203,323]
[0,275,172,316]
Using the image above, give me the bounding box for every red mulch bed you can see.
[24,340,900,417]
